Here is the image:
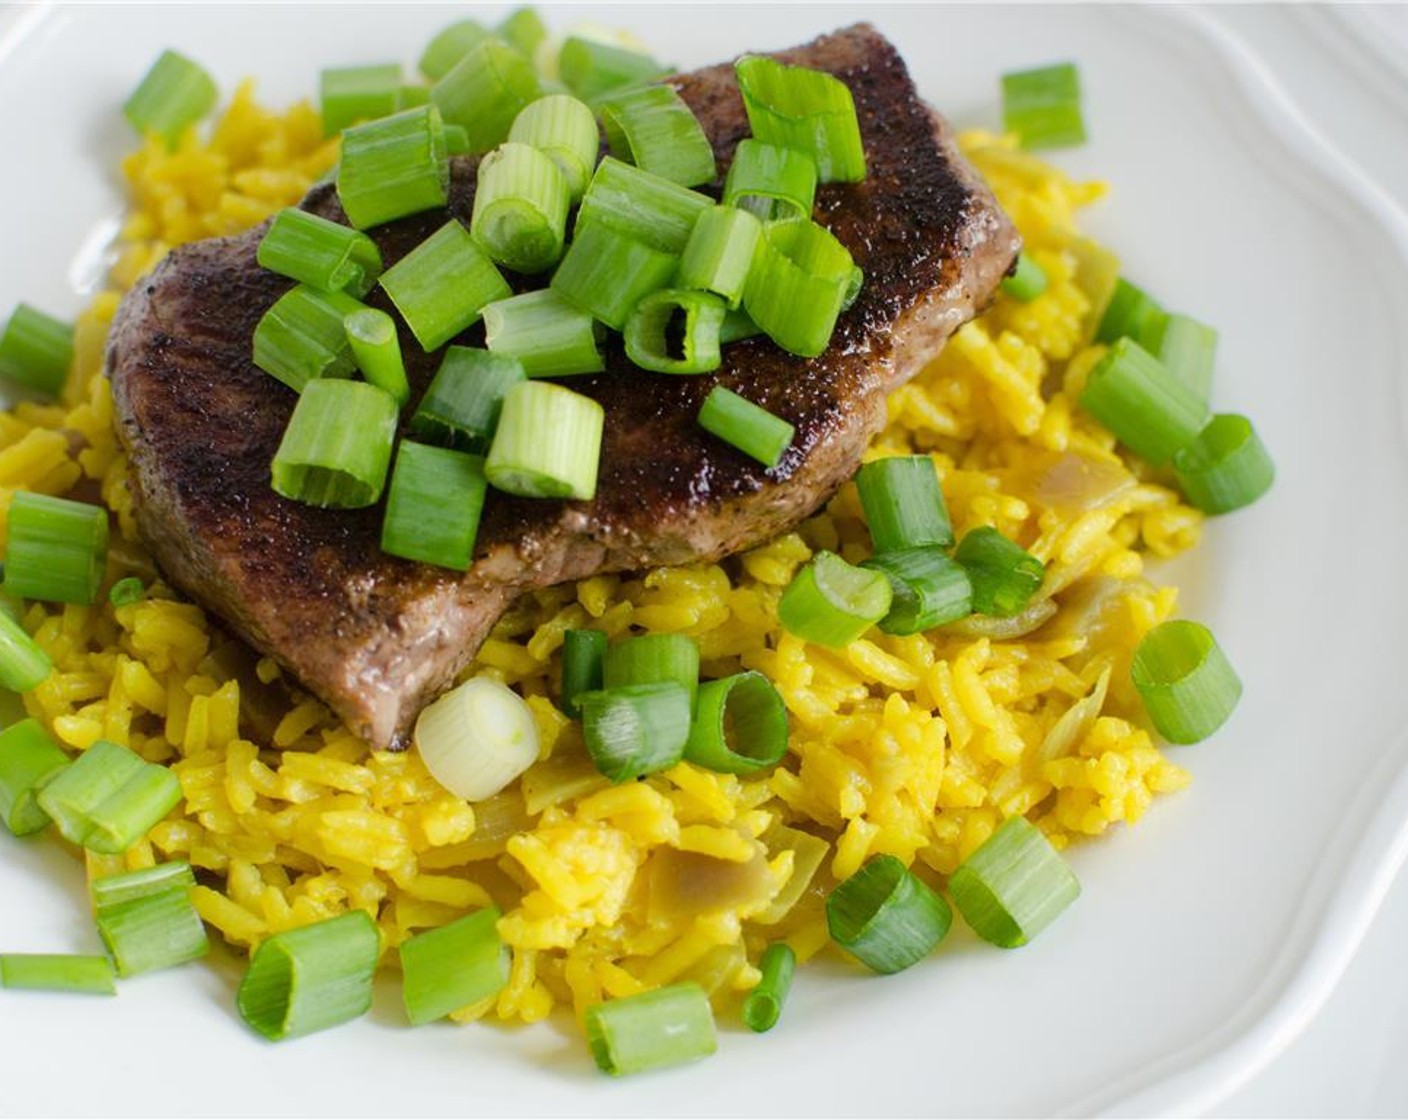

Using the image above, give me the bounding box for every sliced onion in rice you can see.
[943,596,1057,640]
[415,677,540,801]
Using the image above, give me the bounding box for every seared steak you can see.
[107,23,1019,750]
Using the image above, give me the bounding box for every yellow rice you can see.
[9,85,1199,1032]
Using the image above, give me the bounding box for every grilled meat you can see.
[107,23,1019,749]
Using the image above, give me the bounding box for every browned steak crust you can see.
[107,23,1019,749]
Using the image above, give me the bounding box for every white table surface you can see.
[1198,5,1408,1116]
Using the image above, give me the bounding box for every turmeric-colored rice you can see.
[11,84,1199,1034]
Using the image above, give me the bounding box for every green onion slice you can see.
[344,307,409,406]
[498,8,548,60]
[952,526,1045,619]
[722,139,817,221]
[743,218,854,359]
[1131,620,1242,744]
[1156,313,1217,405]
[0,718,70,836]
[735,56,866,183]
[561,629,607,720]
[577,156,714,255]
[558,36,668,103]
[826,854,951,974]
[550,220,679,332]
[485,380,604,500]
[742,942,795,1032]
[431,38,541,155]
[0,954,116,995]
[381,442,487,571]
[411,346,525,454]
[624,289,726,375]
[1172,414,1275,515]
[252,284,364,393]
[400,907,509,1025]
[4,491,110,606]
[418,19,491,82]
[777,550,892,648]
[237,910,380,1041]
[578,682,692,783]
[603,634,700,706]
[862,547,973,636]
[337,104,449,230]
[415,676,540,801]
[92,860,209,976]
[36,739,180,855]
[855,455,954,552]
[508,93,601,203]
[585,983,717,1076]
[123,49,217,147]
[483,289,605,379]
[1094,277,1167,352]
[471,142,570,274]
[0,304,74,398]
[1001,252,1048,302]
[719,308,763,345]
[108,576,145,607]
[399,84,431,111]
[271,380,399,509]
[697,386,795,470]
[949,816,1080,947]
[684,671,788,776]
[677,206,762,310]
[1079,337,1208,467]
[320,63,403,138]
[442,122,471,155]
[1001,62,1086,150]
[378,220,511,351]
[600,84,716,188]
[257,208,383,298]
[0,610,53,693]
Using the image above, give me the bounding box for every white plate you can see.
[3,4,1408,1116]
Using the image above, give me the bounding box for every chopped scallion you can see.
[952,527,1044,618]
[508,93,601,202]
[36,739,180,854]
[252,284,364,393]
[826,854,951,974]
[677,206,762,310]
[108,577,145,607]
[4,491,110,606]
[320,63,403,137]
[1078,337,1208,467]
[0,610,52,693]
[410,346,525,454]
[237,910,380,1041]
[577,156,714,255]
[722,139,817,221]
[743,218,854,358]
[778,550,892,648]
[336,104,449,230]
[471,141,570,273]
[1131,620,1242,744]
[1001,252,1048,302]
[344,307,409,406]
[0,719,70,836]
[415,677,540,801]
[431,38,541,154]
[483,289,604,378]
[1172,413,1275,514]
[499,8,548,61]
[600,84,716,188]
[550,221,679,331]
[578,682,692,783]
[123,50,217,147]
[0,304,74,397]
[949,816,1080,947]
[624,289,726,375]
[1001,62,1086,150]
[862,547,973,635]
[1094,277,1167,351]
[558,36,667,103]
[257,208,383,298]
[854,455,953,552]
[0,954,116,995]
[380,442,487,570]
[92,860,208,976]
[697,386,794,470]
[585,983,717,1076]
[90,859,195,909]
[684,671,788,775]
[484,381,604,500]
[735,56,866,183]
[1157,313,1218,405]
[561,629,607,719]
[378,220,511,351]
[270,380,399,508]
[401,907,509,1025]
[418,20,491,82]
[603,634,700,706]
[742,942,795,1032]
